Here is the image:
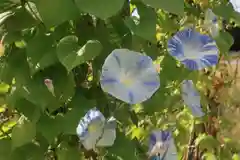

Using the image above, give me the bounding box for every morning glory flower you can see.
[76,108,116,150]
[44,79,55,96]
[167,28,219,70]
[148,130,177,160]
[100,49,160,104]
[181,80,205,117]
[229,0,240,13]
[203,9,219,38]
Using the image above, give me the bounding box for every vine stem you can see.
[185,119,196,160]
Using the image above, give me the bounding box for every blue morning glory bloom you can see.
[100,49,160,104]
[181,80,205,117]
[76,108,116,150]
[148,130,177,160]
[230,0,240,13]
[203,9,219,38]
[167,28,219,70]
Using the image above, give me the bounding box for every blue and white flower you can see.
[100,49,160,104]
[229,0,240,13]
[167,28,219,70]
[203,9,219,38]
[76,108,116,150]
[148,130,177,160]
[181,80,205,117]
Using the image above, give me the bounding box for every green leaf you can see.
[57,142,83,160]
[195,134,220,151]
[1,8,37,32]
[125,4,156,42]
[18,76,58,110]
[10,143,45,160]
[214,31,234,55]
[62,90,95,134]
[107,131,137,160]
[15,98,41,123]
[12,121,36,148]
[34,0,79,27]
[57,36,102,72]
[141,0,184,16]
[26,32,58,74]
[0,139,11,160]
[75,0,125,19]
[36,114,63,143]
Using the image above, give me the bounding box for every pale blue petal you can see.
[76,109,117,150]
[96,127,116,147]
[230,0,240,13]
[100,49,160,104]
[148,130,176,159]
[76,108,105,141]
[204,9,219,37]
[167,28,219,70]
[181,80,205,117]
[96,117,116,147]
[81,126,103,150]
[163,139,178,160]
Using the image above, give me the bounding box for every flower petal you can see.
[76,108,106,149]
[167,28,219,70]
[100,49,160,104]
[148,130,177,160]
[96,128,116,147]
[181,80,205,117]
[230,0,240,13]
[96,117,116,147]
[204,9,219,37]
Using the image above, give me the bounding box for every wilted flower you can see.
[100,49,160,104]
[181,80,205,117]
[203,9,219,38]
[76,108,116,150]
[229,0,240,13]
[167,28,219,70]
[44,79,55,96]
[148,130,177,160]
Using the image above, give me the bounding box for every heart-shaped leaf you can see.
[75,0,125,19]
[141,0,184,16]
[57,36,102,72]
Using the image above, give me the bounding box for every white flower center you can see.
[119,71,134,86]
[183,43,203,60]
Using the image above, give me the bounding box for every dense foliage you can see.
[1,0,240,159]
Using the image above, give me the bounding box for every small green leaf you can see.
[195,134,220,151]
[75,0,125,19]
[0,139,11,160]
[1,8,37,32]
[57,142,82,160]
[26,32,58,74]
[36,114,63,143]
[35,0,79,27]
[62,90,95,134]
[107,131,137,160]
[141,0,184,16]
[12,121,36,148]
[57,36,102,72]
[125,4,156,42]
[215,31,234,54]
